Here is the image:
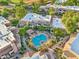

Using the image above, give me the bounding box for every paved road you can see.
[40,4,79,11]
[48,48,55,59]
[51,36,69,49]
[45,48,55,59]
[22,37,33,51]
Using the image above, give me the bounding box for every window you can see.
[1,55,6,59]
[5,37,10,42]
[0,31,2,36]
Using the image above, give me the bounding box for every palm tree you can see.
[32,2,40,13]
[48,7,55,28]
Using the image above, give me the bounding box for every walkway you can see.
[40,4,79,11]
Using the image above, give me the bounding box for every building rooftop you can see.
[21,13,51,22]
[0,17,15,50]
[0,16,10,24]
[22,13,65,29]
[52,18,65,28]
[0,23,15,49]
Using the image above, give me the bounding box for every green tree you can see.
[19,26,30,36]
[54,48,66,59]
[48,7,55,26]
[19,38,26,54]
[62,0,79,6]
[48,7,55,15]
[11,0,23,4]
[15,5,27,19]
[1,8,9,18]
[19,27,26,36]
[0,0,9,5]
[32,25,50,31]
[53,28,66,41]
[11,19,19,26]
[62,11,79,34]
[32,2,40,13]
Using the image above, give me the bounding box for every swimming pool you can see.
[71,33,79,55]
[32,34,47,48]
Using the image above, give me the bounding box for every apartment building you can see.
[0,16,19,59]
[20,13,51,27]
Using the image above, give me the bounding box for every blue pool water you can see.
[32,34,47,48]
[71,33,79,55]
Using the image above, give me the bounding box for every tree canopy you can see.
[1,8,9,18]
[32,2,40,13]
[11,19,19,26]
[62,11,79,34]
[62,0,79,6]
[0,0,9,5]
[19,26,30,36]
[15,5,27,19]
[48,7,55,15]
[53,28,66,38]
[54,48,66,59]
[11,0,23,4]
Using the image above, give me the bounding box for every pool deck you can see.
[63,34,76,50]
[32,33,48,48]
[63,33,79,58]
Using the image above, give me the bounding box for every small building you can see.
[27,29,34,36]
[20,13,65,29]
[52,17,65,29]
[63,33,79,59]
[20,13,51,27]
